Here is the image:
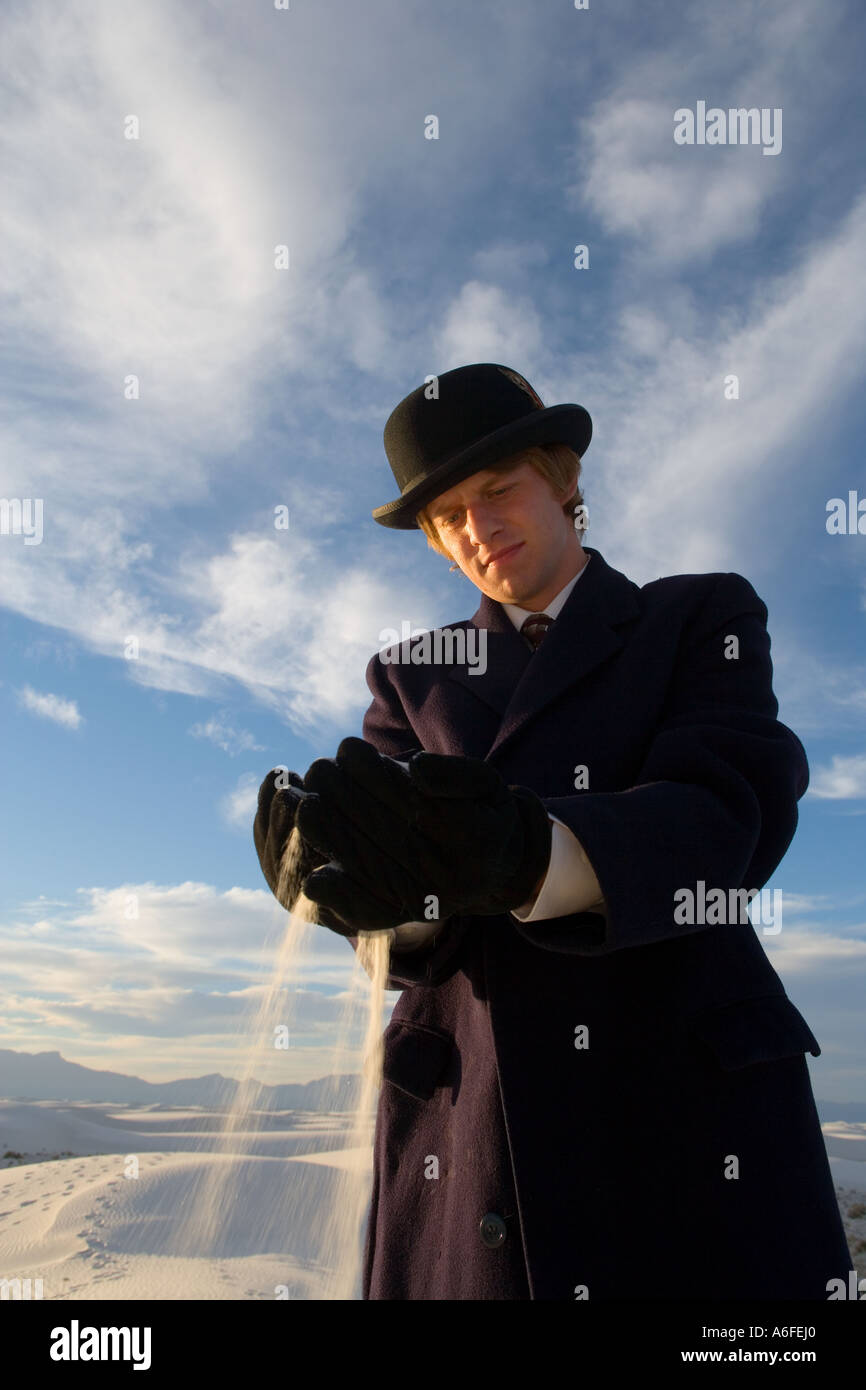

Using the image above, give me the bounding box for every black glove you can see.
[253,765,380,939]
[296,737,552,932]
[253,768,328,911]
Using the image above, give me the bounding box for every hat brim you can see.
[371,403,592,530]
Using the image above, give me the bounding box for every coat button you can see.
[479,1212,507,1248]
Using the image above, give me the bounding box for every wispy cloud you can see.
[16,686,83,729]
[808,754,866,800]
[569,0,838,265]
[433,281,544,367]
[0,0,864,1106]
[765,928,866,972]
[0,879,392,1080]
[189,716,265,757]
[759,635,866,737]
[575,94,783,265]
[538,192,866,583]
[220,772,264,831]
[1,0,862,730]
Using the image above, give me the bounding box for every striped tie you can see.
[521,612,553,651]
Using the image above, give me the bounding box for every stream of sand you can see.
[177,826,389,1298]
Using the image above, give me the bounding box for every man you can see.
[254,362,853,1301]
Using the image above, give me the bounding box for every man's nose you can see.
[465,502,502,548]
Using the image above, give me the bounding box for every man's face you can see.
[425,457,582,608]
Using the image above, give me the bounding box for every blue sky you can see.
[1,0,864,1098]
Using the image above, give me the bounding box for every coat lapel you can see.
[447,547,641,761]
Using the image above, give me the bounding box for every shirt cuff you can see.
[390,920,441,951]
[511,815,607,922]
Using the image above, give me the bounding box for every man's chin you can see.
[481,576,530,605]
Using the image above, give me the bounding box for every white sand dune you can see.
[0,1100,356,1162]
[0,1100,371,1299]
[0,1101,863,1300]
[823,1121,866,1163]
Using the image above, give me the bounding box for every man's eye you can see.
[439,487,511,525]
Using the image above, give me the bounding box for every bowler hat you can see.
[372,363,592,530]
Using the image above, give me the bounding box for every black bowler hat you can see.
[372,362,592,530]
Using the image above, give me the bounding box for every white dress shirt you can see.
[391,553,607,952]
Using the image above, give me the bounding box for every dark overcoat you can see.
[350,546,852,1300]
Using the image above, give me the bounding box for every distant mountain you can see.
[0,1048,360,1110]
[2,1048,862,1122]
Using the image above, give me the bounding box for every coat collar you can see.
[451,546,641,760]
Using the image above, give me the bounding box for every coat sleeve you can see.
[516,571,809,957]
[344,651,471,988]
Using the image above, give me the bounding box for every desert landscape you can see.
[1,1066,863,1300]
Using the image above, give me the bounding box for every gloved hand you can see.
[296,736,552,932]
[253,764,384,939]
[253,768,329,912]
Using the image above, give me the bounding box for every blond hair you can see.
[415,441,586,559]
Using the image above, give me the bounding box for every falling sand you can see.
[177,826,390,1298]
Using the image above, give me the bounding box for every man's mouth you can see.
[483,542,524,568]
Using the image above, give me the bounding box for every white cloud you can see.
[754,891,838,918]
[543,192,866,583]
[808,754,866,800]
[189,717,265,757]
[0,0,863,746]
[221,773,262,832]
[568,0,837,266]
[0,2,413,470]
[575,96,779,264]
[433,281,543,368]
[0,878,393,1080]
[0,0,471,732]
[10,165,863,729]
[762,926,866,1094]
[172,531,434,728]
[764,928,866,972]
[757,636,866,737]
[16,686,83,729]
[1,506,441,731]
